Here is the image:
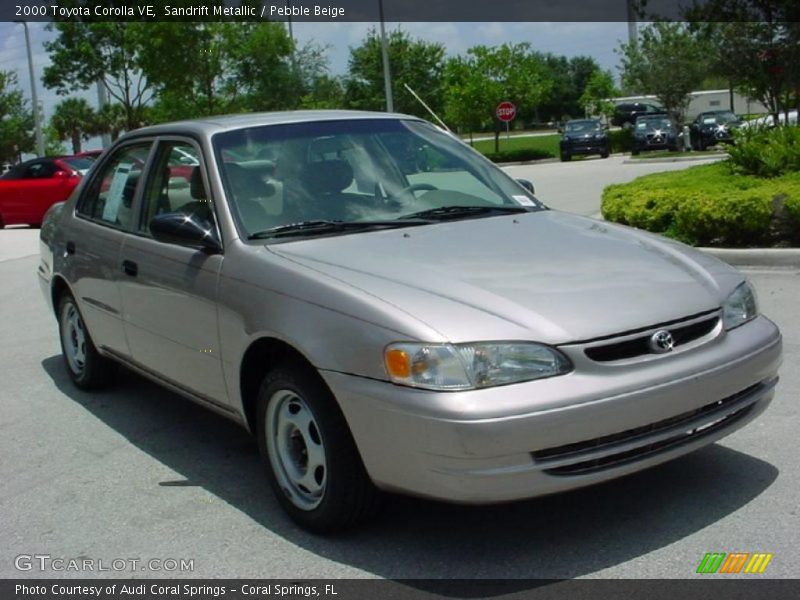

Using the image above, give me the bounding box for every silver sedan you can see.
[38,111,782,532]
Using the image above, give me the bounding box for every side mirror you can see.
[150,212,222,254]
[516,178,535,195]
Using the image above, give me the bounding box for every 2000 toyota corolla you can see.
[38,111,782,532]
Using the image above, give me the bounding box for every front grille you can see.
[532,383,764,476]
[585,315,719,362]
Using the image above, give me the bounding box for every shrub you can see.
[608,128,633,154]
[483,148,553,163]
[728,125,800,177]
[786,194,800,227]
[601,162,800,247]
[673,193,772,246]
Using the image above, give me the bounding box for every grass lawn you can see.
[470,134,560,159]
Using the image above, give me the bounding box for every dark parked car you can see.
[559,119,610,162]
[0,156,93,228]
[632,115,679,155]
[691,110,742,151]
[611,102,665,128]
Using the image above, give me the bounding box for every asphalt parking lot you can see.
[1,156,798,581]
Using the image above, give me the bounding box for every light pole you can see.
[378,0,394,112]
[14,20,45,157]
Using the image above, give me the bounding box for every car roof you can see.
[121,110,424,141]
[566,118,600,124]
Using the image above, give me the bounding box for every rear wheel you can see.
[560,152,571,162]
[58,293,115,390]
[257,365,380,533]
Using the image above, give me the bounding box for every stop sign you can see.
[496,101,516,122]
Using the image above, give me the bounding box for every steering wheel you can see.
[388,182,438,201]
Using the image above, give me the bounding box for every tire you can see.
[257,364,380,533]
[600,147,610,158]
[57,293,116,390]
[560,152,571,162]
[631,148,640,156]
[0,212,4,229]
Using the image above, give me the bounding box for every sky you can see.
[0,21,630,151]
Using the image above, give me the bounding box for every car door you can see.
[119,138,229,406]
[0,160,59,224]
[66,142,154,358]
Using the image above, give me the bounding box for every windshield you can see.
[565,120,602,133]
[636,117,672,131]
[702,112,738,125]
[213,118,542,239]
[62,156,95,175]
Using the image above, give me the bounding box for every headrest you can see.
[224,163,274,200]
[190,167,207,200]
[300,160,353,195]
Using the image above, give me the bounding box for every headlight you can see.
[722,281,758,330]
[384,342,572,391]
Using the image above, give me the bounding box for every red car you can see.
[0,156,93,228]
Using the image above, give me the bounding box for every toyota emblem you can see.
[649,330,674,353]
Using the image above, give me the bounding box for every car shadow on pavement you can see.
[42,355,779,588]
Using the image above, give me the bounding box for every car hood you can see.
[267,211,740,344]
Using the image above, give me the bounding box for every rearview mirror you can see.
[516,178,535,194]
[150,212,222,253]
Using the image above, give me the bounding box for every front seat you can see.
[289,159,356,221]
[223,163,276,232]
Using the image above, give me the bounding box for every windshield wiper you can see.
[248,219,430,239]
[399,205,529,222]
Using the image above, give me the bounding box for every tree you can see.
[683,1,800,121]
[95,103,128,142]
[43,124,67,156]
[44,21,152,131]
[138,21,232,121]
[225,22,310,112]
[0,70,34,163]
[617,22,711,122]
[50,97,98,154]
[443,44,553,146]
[539,55,601,122]
[345,28,446,118]
[579,70,619,121]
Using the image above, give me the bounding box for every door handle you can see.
[65,241,76,255]
[122,259,138,277]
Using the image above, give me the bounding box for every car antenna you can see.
[403,83,452,133]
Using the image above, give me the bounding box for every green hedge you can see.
[608,128,633,154]
[601,162,800,247]
[482,148,554,163]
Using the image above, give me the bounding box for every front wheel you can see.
[58,293,115,390]
[257,365,379,533]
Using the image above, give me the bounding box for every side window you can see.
[139,141,214,234]
[24,162,56,179]
[77,144,151,229]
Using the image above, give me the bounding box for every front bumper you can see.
[561,140,608,155]
[322,316,781,503]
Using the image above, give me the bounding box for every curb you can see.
[496,157,560,167]
[622,153,727,165]
[699,247,800,268]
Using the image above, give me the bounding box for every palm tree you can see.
[50,97,98,154]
